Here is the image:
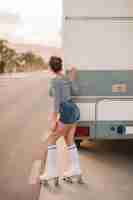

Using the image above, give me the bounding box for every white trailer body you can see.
[63,0,133,147]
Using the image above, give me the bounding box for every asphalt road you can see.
[0,71,51,200]
[0,71,133,200]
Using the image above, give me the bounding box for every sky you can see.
[0,0,62,47]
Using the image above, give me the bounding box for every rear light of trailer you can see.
[75,127,90,137]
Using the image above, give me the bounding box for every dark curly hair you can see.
[49,56,63,73]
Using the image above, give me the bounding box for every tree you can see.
[0,39,47,73]
[33,55,46,69]
[0,61,5,73]
[21,51,45,71]
[0,39,9,73]
[0,39,18,72]
[23,52,35,65]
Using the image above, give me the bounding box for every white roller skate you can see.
[62,170,84,184]
[40,145,59,187]
[40,174,59,187]
[62,143,84,184]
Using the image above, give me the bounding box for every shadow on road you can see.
[80,140,133,156]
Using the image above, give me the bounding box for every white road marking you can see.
[28,160,42,185]
[28,131,49,185]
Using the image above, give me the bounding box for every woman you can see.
[40,56,83,186]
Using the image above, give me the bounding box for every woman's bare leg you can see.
[64,124,76,146]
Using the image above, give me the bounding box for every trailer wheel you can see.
[75,140,82,149]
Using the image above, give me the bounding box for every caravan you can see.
[63,0,133,147]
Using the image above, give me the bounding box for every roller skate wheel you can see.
[54,177,59,187]
[63,177,73,183]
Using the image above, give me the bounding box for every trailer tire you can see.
[75,140,82,149]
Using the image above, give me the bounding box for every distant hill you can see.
[9,43,63,61]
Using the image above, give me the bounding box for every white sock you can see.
[67,143,81,175]
[45,144,58,178]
